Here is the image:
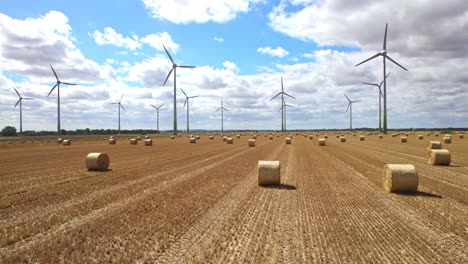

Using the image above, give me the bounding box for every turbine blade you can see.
[48,84,58,96]
[224,108,229,111]
[111,103,118,104]
[216,107,221,112]
[270,92,281,101]
[120,95,124,103]
[50,65,59,81]
[355,53,381,67]
[363,82,378,87]
[158,104,164,108]
[180,88,187,97]
[13,87,20,97]
[385,55,408,71]
[379,88,384,98]
[344,93,351,102]
[277,106,282,112]
[190,96,199,98]
[14,99,20,109]
[386,72,391,79]
[163,68,174,86]
[383,23,388,50]
[178,65,196,69]
[284,92,296,99]
[163,45,174,64]
[353,100,361,103]
[23,97,33,100]
[120,104,126,112]
[61,82,77,85]
[183,99,187,109]
[281,77,284,91]
[151,104,157,109]
[346,103,350,112]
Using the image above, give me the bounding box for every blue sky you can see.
[0,0,467,132]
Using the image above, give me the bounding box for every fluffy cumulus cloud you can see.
[93,27,141,50]
[142,0,263,24]
[257,46,289,58]
[0,11,113,83]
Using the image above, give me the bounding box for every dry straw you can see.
[258,160,281,185]
[340,137,346,142]
[209,135,214,140]
[285,137,292,144]
[170,135,175,139]
[145,139,153,146]
[237,134,241,139]
[248,139,256,147]
[443,136,451,143]
[400,137,407,143]
[269,135,274,140]
[459,134,464,139]
[418,135,423,140]
[196,135,201,140]
[57,138,63,144]
[309,135,313,140]
[319,138,326,146]
[383,164,418,193]
[428,149,451,165]
[108,138,116,144]
[85,153,110,171]
[379,135,383,139]
[136,136,142,141]
[324,135,328,139]
[145,135,150,139]
[130,139,137,145]
[190,137,196,143]
[62,139,71,146]
[360,135,365,141]
[227,137,233,144]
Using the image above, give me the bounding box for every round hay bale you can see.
[136,136,142,141]
[237,134,241,139]
[340,137,346,142]
[190,137,196,143]
[400,137,407,143]
[108,138,116,144]
[62,140,71,146]
[209,135,214,140]
[285,137,292,144]
[418,135,423,140]
[324,135,328,139]
[189,135,193,138]
[427,141,441,150]
[360,135,365,141]
[170,135,175,139]
[196,135,200,140]
[258,160,281,185]
[144,139,153,146]
[383,164,418,193]
[443,136,451,143]
[428,149,451,166]
[253,135,257,139]
[379,135,383,139]
[319,138,326,146]
[269,135,273,140]
[309,135,313,140]
[458,134,464,139]
[145,135,150,139]
[109,136,114,139]
[222,136,228,142]
[130,138,137,145]
[226,137,233,144]
[336,135,340,138]
[85,153,110,171]
[434,133,439,137]
[57,138,63,144]
[248,139,256,147]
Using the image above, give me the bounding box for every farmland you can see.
[0,133,467,263]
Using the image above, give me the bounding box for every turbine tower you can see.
[110,96,126,134]
[363,72,391,132]
[13,87,32,134]
[355,23,408,133]
[345,93,360,130]
[216,99,229,134]
[271,77,295,132]
[278,98,294,132]
[180,88,198,134]
[162,45,196,136]
[151,103,164,133]
[48,65,77,135]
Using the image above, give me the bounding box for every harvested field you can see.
[1,134,468,263]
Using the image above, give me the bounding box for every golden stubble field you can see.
[0,133,467,263]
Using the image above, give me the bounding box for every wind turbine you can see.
[151,103,164,133]
[110,96,126,134]
[345,93,360,130]
[278,98,294,131]
[13,87,32,134]
[162,45,196,136]
[216,99,229,134]
[271,77,295,132]
[180,88,198,134]
[47,65,77,135]
[355,23,408,133]
[363,72,391,132]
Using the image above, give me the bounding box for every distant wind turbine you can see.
[13,87,32,134]
[355,23,408,133]
[162,45,196,136]
[151,103,164,133]
[110,96,126,134]
[216,99,229,134]
[345,93,360,130]
[363,72,391,132]
[278,98,294,131]
[180,88,198,134]
[48,65,77,135]
[271,77,295,131]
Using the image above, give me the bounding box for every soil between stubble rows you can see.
[0,134,467,263]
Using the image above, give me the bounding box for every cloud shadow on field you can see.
[396,191,442,199]
[260,183,296,190]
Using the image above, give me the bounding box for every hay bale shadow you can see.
[260,183,296,190]
[88,168,113,173]
[396,190,442,198]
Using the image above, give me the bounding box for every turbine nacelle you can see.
[380,50,387,56]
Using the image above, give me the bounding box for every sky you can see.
[0,0,467,132]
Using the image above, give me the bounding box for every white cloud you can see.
[213,37,224,43]
[92,27,141,50]
[257,46,289,58]
[223,61,240,74]
[141,32,179,53]
[142,0,262,24]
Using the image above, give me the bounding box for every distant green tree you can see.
[1,126,18,136]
